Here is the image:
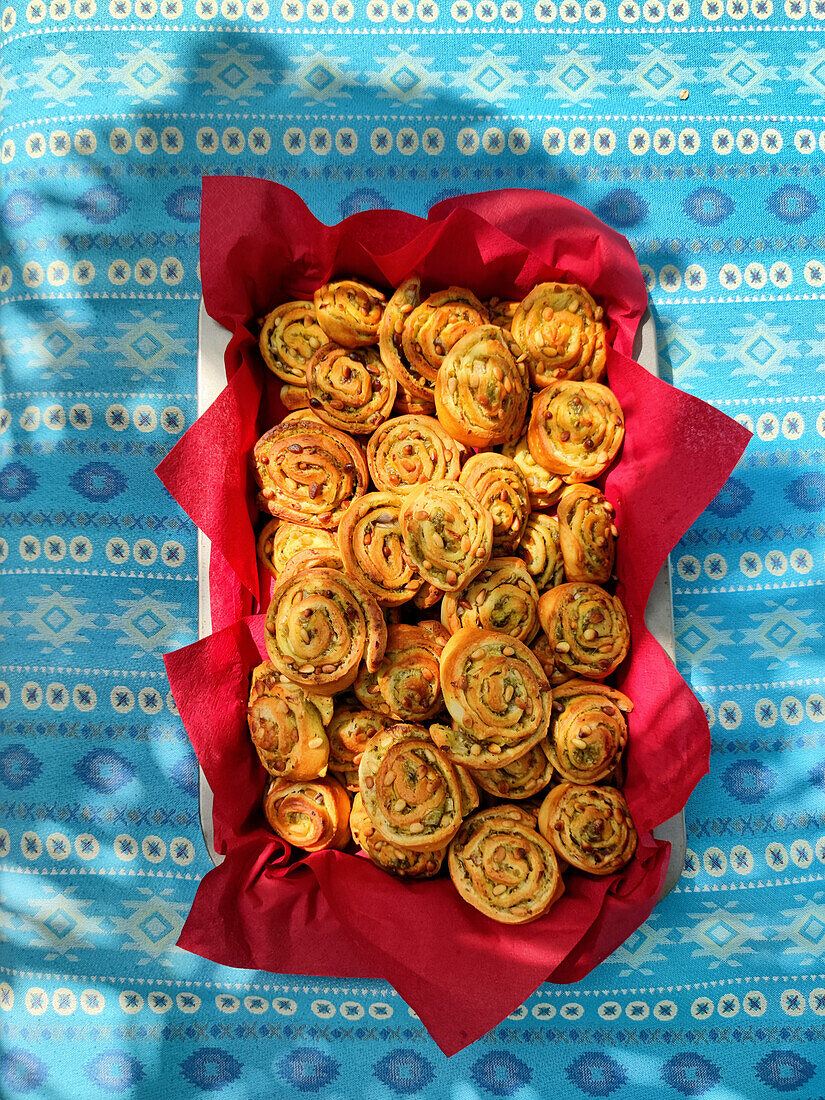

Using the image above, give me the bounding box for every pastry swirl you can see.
[448,807,564,924]
[459,453,530,555]
[527,380,625,484]
[306,344,396,434]
[538,583,630,680]
[379,276,434,402]
[314,279,386,348]
[367,415,463,495]
[501,434,564,510]
[350,793,446,878]
[469,743,554,800]
[354,622,448,723]
[434,627,551,769]
[265,567,387,695]
[253,420,368,528]
[435,326,529,449]
[248,662,333,781]
[257,519,338,580]
[531,632,573,689]
[358,724,463,851]
[338,491,423,607]
[263,775,351,853]
[557,484,617,585]
[517,514,565,592]
[511,282,604,386]
[259,300,326,386]
[327,705,391,791]
[440,557,539,644]
[402,286,488,383]
[538,783,637,876]
[547,679,631,785]
[399,480,493,593]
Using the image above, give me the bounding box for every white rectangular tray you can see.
[195,300,686,899]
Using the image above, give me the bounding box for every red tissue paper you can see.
[158,180,751,1056]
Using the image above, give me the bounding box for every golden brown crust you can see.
[402,286,489,383]
[248,662,332,780]
[557,483,617,585]
[264,566,387,695]
[253,420,368,528]
[393,390,437,417]
[469,743,554,800]
[338,491,423,607]
[511,282,604,386]
[263,775,351,852]
[259,300,326,386]
[547,678,632,784]
[257,519,338,580]
[517,514,565,592]
[358,724,463,851]
[531,632,574,689]
[537,582,630,681]
[440,557,539,644]
[350,793,446,877]
[435,326,529,449]
[367,415,463,495]
[327,705,392,791]
[434,627,551,769]
[458,453,531,555]
[399,480,493,593]
[485,297,519,329]
[280,384,312,411]
[537,782,637,875]
[527,380,625,484]
[379,275,434,402]
[306,344,396,434]
[448,808,564,924]
[453,764,480,816]
[501,434,564,510]
[354,622,448,722]
[314,279,386,348]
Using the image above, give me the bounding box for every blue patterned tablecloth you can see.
[1,2,825,1095]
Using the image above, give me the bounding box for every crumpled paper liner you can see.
[158,181,751,1056]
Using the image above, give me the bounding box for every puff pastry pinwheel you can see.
[259,300,326,388]
[469,743,554,801]
[402,286,489,384]
[253,420,368,528]
[263,775,352,853]
[306,344,396,434]
[538,783,637,876]
[434,628,551,769]
[459,453,531,555]
[257,519,338,580]
[501,434,564,510]
[248,662,333,781]
[448,806,564,924]
[326,705,391,791]
[354,622,448,723]
[350,793,446,878]
[485,297,519,330]
[557,484,617,585]
[313,279,386,348]
[358,723,463,851]
[511,282,605,387]
[440,557,539,644]
[517,514,565,592]
[379,275,434,403]
[367,415,463,495]
[435,326,529,449]
[538,582,630,680]
[399,480,493,593]
[265,566,387,695]
[546,679,631,785]
[531,633,573,689]
[338,491,422,607]
[528,380,625,484]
